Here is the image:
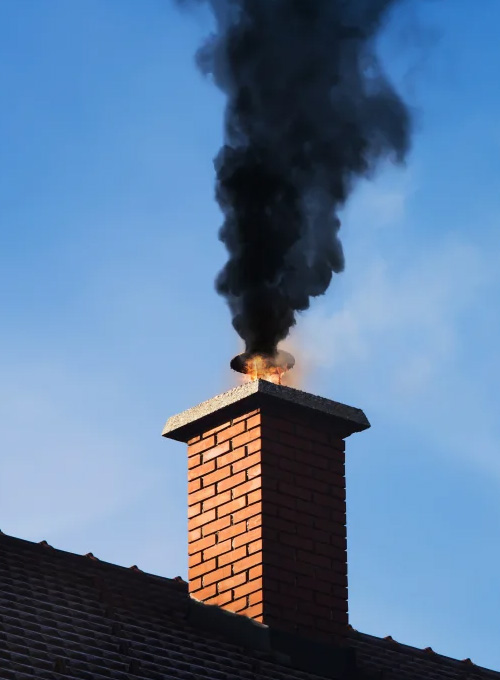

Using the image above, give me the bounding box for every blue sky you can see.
[1,0,500,670]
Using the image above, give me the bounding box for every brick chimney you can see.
[163,380,369,645]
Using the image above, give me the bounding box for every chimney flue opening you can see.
[230,350,295,384]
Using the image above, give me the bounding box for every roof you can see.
[0,531,497,680]
[349,630,500,680]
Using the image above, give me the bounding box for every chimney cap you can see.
[162,380,370,443]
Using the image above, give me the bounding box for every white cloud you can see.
[294,235,500,476]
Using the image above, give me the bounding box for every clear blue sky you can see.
[1,0,500,670]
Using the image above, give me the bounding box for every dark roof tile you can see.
[0,531,498,680]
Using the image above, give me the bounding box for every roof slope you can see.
[350,630,499,680]
[0,531,497,680]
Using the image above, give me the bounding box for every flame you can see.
[241,354,287,385]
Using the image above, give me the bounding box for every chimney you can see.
[163,380,370,645]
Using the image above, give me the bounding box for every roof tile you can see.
[0,532,498,680]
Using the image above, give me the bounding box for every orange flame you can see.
[241,354,287,384]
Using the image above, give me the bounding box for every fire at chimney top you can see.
[230,350,295,385]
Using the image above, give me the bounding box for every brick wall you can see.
[186,404,349,644]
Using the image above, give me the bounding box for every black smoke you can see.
[181,0,411,357]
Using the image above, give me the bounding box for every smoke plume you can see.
[182,0,411,357]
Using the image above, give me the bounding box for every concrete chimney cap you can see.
[162,380,370,443]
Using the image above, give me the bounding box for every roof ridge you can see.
[348,629,500,676]
[0,530,187,589]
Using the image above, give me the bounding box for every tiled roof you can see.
[349,628,500,680]
[0,530,497,680]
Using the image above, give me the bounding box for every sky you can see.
[1,0,500,671]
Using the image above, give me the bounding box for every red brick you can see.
[280,533,313,551]
[232,452,261,474]
[248,539,262,555]
[279,481,311,502]
[217,446,247,469]
[188,454,201,470]
[247,489,262,505]
[297,550,331,569]
[314,514,346,534]
[266,565,295,584]
[205,589,234,607]
[305,447,335,469]
[249,564,263,580]
[232,427,261,449]
[217,571,247,593]
[217,471,246,493]
[218,545,247,567]
[217,520,247,543]
[202,441,231,463]
[249,590,263,606]
[201,515,231,537]
[217,495,247,519]
[190,558,216,579]
[246,414,261,430]
[265,515,296,534]
[232,477,261,500]
[189,436,215,455]
[264,414,295,434]
[188,478,201,494]
[246,439,261,455]
[189,508,216,530]
[188,435,201,445]
[297,475,330,495]
[266,542,295,561]
[295,424,329,444]
[189,577,202,592]
[330,437,345,452]
[245,604,263,620]
[203,539,232,560]
[187,503,201,519]
[246,464,262,480]
[231,502,261,524]
[190,583,216,600]
[233,527,261,549]
[232,553,262,574]
[233,578,262,600]
[188,527,202,542]
[317,592,348,609]
[188,484,216,506]
[330,534,347,550]
[247,514,263,530]
[262,471,289,489]
[233,409,259,424]
[297,600,334,621]
[216,421,246,444]
[330,486,346,501]
[296,498,330,519]
[265,489,295,510]
[297,450,330,471]
[188,534,216,556]
[278,432,313,453]
[228,595,248,613]
[203,465,231,487]
[188,459,215,481]
[296,524,331,544]
[203,565,232,587]
[188,553,202,568]
[202,491,231,512]
[203,421,231,438]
